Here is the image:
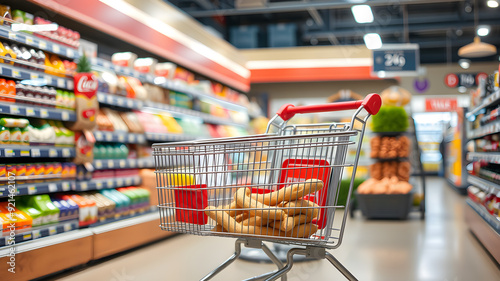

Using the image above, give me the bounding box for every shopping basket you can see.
[153,94,381,281]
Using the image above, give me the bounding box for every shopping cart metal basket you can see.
[153,94,381,281]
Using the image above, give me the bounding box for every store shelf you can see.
[90,206,156,227]
[465,199,500,264]
[145,132,196,142]
[74,176,142,191]
[468,174,500,193]
[0,102,76,121]
[93,158,154,170]
[0,180,74,197]
[97,92,143,110]
[94,130,146,144]
[466,90,500,118]
[0,220,79,247]
[0,145,75,158]
[0,63,73,90]
[143,101,247,127]
[467,152,500,164]
[468,119,500,140]
[90,57,155,84]
[0,25,79,60]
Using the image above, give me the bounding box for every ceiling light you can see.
[458,36,497,58]
[363,33,382,49]
[487,0,499,8]
[351,5,374,23]
[477,25,491,36]
[458,59,471,69]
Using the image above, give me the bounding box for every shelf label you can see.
[49,226,57,236]
[57,79,65,88]
[8,32,16,40]
[4,149,14,157]
[33,230,41,240]
[95,131,103,140]
[118,134,125,142]
[95,161,103,169]
[49,149,58,158]
[62,182,71,191]
[105,133,113,141]
[26,107,35,116]
[31,148,41,157]
[138,160,144,168]
[26,37,34,45]
[128,134,135,143]
[12,70,20,78]
[23,233,32,240]
[48,183,58,193]
[96,181,103,189]
[61,111,70,121]
[107,179,114,187]
[40,109,49,118]
[66,49,74,58]
[106,95,113,104]
[39,41,47,49]
[30,73,38,80]
[20,150,29,157]
[107,160,115,168]
[80,182,88,191]
[129,159,136,168]
[46,76,52,85]
[127,99,134,108]
[52,44,60,53]
[116,179,123,186]
[10,105,19,115]
[62,148,71,157]
[28,185,37,195]
[64,223,72,232]
[119,160,126,168]
[117,98,124,106]
[125,178,132,186]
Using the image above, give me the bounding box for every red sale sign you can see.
[425,98,458,112]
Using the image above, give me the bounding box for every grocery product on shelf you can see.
[58,194,97,227]
[33,16,80,48]
[93,143,129,160]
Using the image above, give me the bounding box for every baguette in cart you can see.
[153,94,382,280]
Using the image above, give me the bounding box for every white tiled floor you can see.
[53,177,500,281]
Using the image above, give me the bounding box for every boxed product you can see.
[111,52,137,68]
[134,57,157,75]
[59,194,97,227]
[51,198,79,222]
[0,202,33,235]
[18,195,60,225]
[119,112,144,134]
[155,62,176,79]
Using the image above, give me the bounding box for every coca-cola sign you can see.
[77,75,98,92]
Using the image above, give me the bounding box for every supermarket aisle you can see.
[51,177,500,281]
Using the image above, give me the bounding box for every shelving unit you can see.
[466,90,500,118]
[468,119,500,140]
[0,146,75,158]
[0,64,73,90]
[93,158,154,170]
[468,174,500,193]
[0,102,76,121]
[74,176,142,192]
[467,152,500,164]
[0,220,79,247]
[0,180,74,197]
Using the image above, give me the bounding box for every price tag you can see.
[138,135,145,143]
[129,159,136,168]
[26,107,35,116]
[107,160,115,168]
[30,73,39,80]
[57,79,65,88]
[128,134,135,143]
[26,37,34,45]
[62,111,70,121]
[96,181,103,189]
[138,160,144,168]
[119,160,126,168]
[116,179,123,186]
[107,180,114,187]
[46,76,52,84]
[62,182,70,191]
[125,178,132,186]
[28,185,37,195]
[8,32,16,40]
[118,134,125,142]
[23,233,32,240]
[48,183,58,192]
[66,49,74,58]
[62,148,71,157]
[8,105,20,117]
[12,70,20,78]
[105,133,113,142]
[20,150,29,157]
[33,230,41,240]
[117,98,124,106]
[95,161,103,169]
[64,223,72,232]
[31,148,41,158]
[95,131,103,140]
[40,109,49,118]
[49,149,58,158]
[103,61,111,68]
[39,41,47,49]
[127,99,134,108]
[80,182,88,191]
[106,95,113,104]
[4,149,14,157]
[52,44,60,53]
[49,226,57,236]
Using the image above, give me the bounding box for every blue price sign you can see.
[372,44,420,75]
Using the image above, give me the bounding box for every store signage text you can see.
[425,98,458,112]
[444,72,488,88]
[372,44,420,75]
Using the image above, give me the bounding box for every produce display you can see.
[370,135,410,158]
[371,106,409,133]
[357,177,412,194]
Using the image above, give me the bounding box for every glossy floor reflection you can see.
[53,177,500,281]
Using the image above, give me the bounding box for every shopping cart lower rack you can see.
[153,94,381,281]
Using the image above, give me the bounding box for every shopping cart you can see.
[153,94,381,281]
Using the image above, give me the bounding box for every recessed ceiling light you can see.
[458,59,471,69]
[487,0,499,8]
[363,33,382,49]
[351,5,374,24]
[477,25,491,36]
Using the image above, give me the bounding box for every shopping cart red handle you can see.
[277,93,382,121]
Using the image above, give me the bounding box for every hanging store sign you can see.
[372,44,420,77]
[425,98,458,112]
[444,72,488,88]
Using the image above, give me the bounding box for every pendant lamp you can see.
[458,0,497,58]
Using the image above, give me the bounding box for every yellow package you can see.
[157,113,183,134]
